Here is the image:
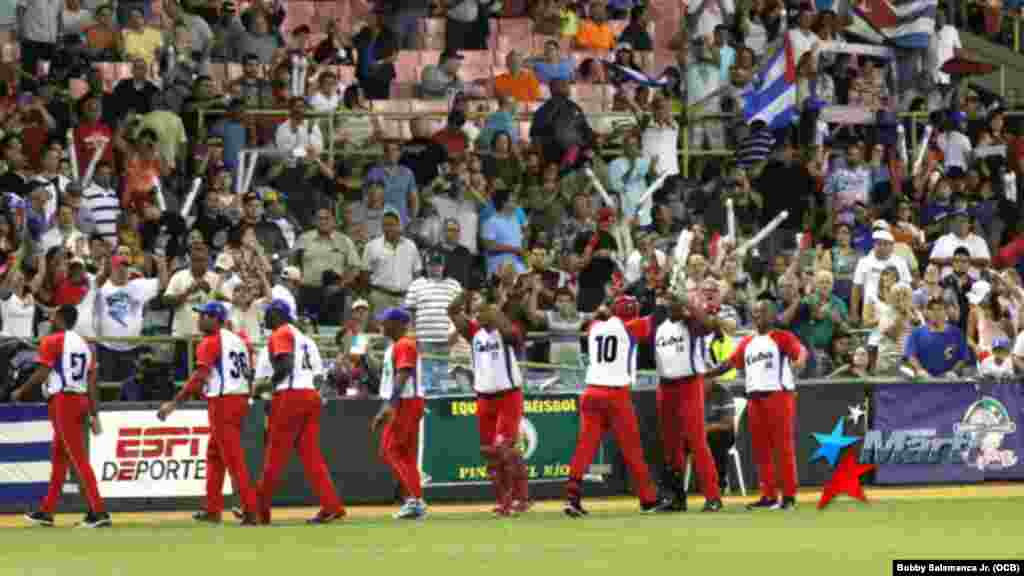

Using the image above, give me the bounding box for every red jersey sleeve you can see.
[771,330,804,361]
[626,316,653,340]
[467,319,481,339]
[728,335,753,369]
[195,334,221,369]
[269,326,295,357]
[37,334,62,369]
[393,337,418,371]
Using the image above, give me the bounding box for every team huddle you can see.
[12,291,806,527]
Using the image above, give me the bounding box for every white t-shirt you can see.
[938,131,972,171]
[274,120,324,155]
[164,269,221,337]
[75,274,99,338]
[929,233,992,278]
[1,293,35,338]
[642,123,681,177]
[625,248,666,285]
[787,28,820,67]
[1012,332,1024,359]
[309,91,343,113]
[97,278,161,351]
[979,355,1015,378]
[852,252,913,305]
[930,25,961,85]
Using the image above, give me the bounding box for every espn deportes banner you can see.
[90,410,233,498]
[420,393,605,487]
[872,382,1024,484]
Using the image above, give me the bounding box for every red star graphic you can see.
[817,451,875,510]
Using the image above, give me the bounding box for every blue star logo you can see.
[811,418,860,468]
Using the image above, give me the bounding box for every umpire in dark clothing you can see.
[704,378,736,492]
[529,79,595,167]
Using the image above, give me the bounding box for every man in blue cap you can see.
[371,307,427,519]
[257,298,344,524]
[158,301,260,525]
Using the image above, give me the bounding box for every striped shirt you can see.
[403,276,462,344]
[82,184,121,244]
[736,129,775,169]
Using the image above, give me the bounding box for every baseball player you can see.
[706,299,806,510]
[564,295,668,517]
[637,291,723,512]
[17,305,110,528]
[257,299,344,524]
[371,308,427,520]
[156,301,260,525]
[449,296,530,516]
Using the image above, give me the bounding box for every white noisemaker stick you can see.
[737,210,789,256]
[67,129,79,183]
[912,125,933,176]
[81,139,108,188]
[180,177,203,217]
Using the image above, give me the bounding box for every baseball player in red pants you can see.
[633,291,723,512]
[564,296,669,517]
[157,301,260,524]
[371,308,427,520]
[707,300,806,510]
[450,297,530,516]
[16,305,110,528]
[258,299,344,524]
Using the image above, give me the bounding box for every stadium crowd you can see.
[0,0,1023,407]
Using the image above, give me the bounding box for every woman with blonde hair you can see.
[862,265,899,329]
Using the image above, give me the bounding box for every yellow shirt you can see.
[122,27,163,64]
[559,9,578,37]
[711,336,737,381]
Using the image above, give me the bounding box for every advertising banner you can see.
[796,382,870,486]
[90,410,232,498]
[960,382,1023,480]
[421,393,604,487]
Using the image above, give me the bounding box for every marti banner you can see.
[89,410,233,498]
[420,393,606,488]
[872,382,1024,484]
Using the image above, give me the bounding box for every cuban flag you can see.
[0,405,53,504]
[742,40,798,130]
[846,0,938,49]
[603,61,673,88]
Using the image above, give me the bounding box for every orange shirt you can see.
[123,155,161,211]
[86,25,117,51]
[494,70,542,102]
[575,20,615,51]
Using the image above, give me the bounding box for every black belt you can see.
[659,375,701,386]
[747,390,788,399]
[476,387,520,399]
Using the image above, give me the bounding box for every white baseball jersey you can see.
[270,323,322,392]
[42,330,93,398]
[654,319,707,379]
[585,317,638,387]
[731,331,803,393]
[470,323,522,394]
[201,329,251,397]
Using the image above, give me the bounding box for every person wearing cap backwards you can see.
[256,298,344,524]
[563,295,670,517]
[929,209,992,279]
[448,293,531,516]
[156,301,260,524]
[420,49,465,100]
[370,307,428,519]
[850,228,912,326]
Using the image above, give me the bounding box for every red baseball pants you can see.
[205,396,258,516]
[476,388,527,508]
[258,390,343,523]
[748,390,798,500]
[380,397,425,500]
[41,393,105,514]
[657,375,720,500]
[568,386,656,504]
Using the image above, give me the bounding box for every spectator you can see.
[163,240,220,361]
[270,266,301,320]
[274,97,324,160]
[481,183,526,278]
[431,110,471,157]
[404,251,462,353]
[829,345,873,378]
[120,7,162,64]
[940,246,975,331]
[640,96,680,177]
[0,268,35,338]
[689,0,734,41]
[704,378,735,492]
[851,229,912,324]
[227,8,278,64]
[476,97,519,152]
[609,129,656,227]
[353,9,398,101]
[905,298,969,378]
[525,282,586,389]
[573,3,614,52]
[574,207,618,312]
[530,78,593,166]
[312,18,355,65]
[17,0,61,84]
[84,3,120,59]
[618,6,653,51]
[929,10,963,89]
[294,207,362,325]
[109,59,158,125]
[862,265,899,329]
[366,141,419,227]
[980,337,1015,378]
[494,50,542,103]
[532,39,574,84]
[226,280,261,339]
[419,49,465,100]
[161,0,212,57]
[686,36,724,159]
[930,210,992,278]
[436,218,476,290]
[824,139,872,227]
[966,280,1011,362]
[96,253,168,382]
[364,208,422,312]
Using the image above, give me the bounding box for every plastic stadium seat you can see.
[395,52,421,83]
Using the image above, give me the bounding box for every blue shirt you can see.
[533,59,574,83]
[479,202,526,227]
[210,118,247,175]
[366,165,418,226]
[482,211,526,276]
[851,222,873,253]
[608,156,652,226]
[922,201,951,228]
[904,324,968,376]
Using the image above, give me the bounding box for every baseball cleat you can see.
[192,510,221,524]
[776,496,797,511]
[563,499,588,518]
[702,499,723,513]
[746,497,779,511]
[24,510,54,527]
[641,498,675,513]
[76,511,112,528]
[306,510,344,525]
[394,500,426,520]
[510,499,532,514]
[231,506,245,521]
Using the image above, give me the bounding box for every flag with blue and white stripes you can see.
[0,405,52,504]
[742,39,798,130]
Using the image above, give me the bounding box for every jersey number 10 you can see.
[593,335,618,364]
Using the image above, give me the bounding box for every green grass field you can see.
[2,492,1022,576]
